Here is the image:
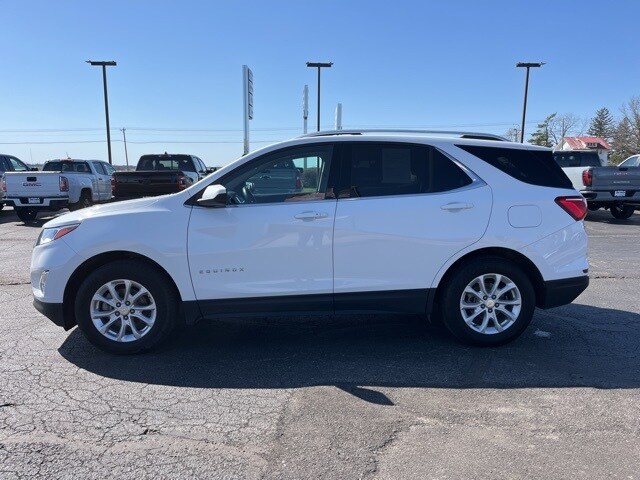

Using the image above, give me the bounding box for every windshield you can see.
[620,156,640,167]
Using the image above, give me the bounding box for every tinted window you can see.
[43,161,90,172]
[458,145,572,189]
[138,155,195,172]
[553,152,600,168]
[344,143,472,198]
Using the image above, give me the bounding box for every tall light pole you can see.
[86,60,117,164]
[516,62,544,143]
[306,62,333,132]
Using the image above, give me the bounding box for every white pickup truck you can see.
[2,159,115,222]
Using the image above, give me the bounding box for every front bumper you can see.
[538,275,589,309]
[33,298,74,330]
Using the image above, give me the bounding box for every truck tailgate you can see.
[113,171,185,198]
[592,166,640,191]
[4,172,65,198]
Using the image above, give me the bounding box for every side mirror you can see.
[206,167,218,174]
[197,184,227,208]
[297,167,304,174]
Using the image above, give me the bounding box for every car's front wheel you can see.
[75,260,179,354]
[440,258,535,347]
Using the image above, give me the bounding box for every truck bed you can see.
[112,170,189,199]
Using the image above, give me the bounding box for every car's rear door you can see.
[187,143,339,317]
[332,141,492,313]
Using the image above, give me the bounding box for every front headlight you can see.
[36,223,80,246]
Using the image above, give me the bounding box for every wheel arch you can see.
[63,250,190,329]
[429,247,546,312]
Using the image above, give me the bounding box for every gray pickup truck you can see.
[553,151,640,219]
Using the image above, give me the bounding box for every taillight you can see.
[111,177,115,194]
[555,196,587,221]
[582,169,592,187]
[295,175,302,190]
[1,177,6,193]
[177,175,186,190]
[59,176,69,192]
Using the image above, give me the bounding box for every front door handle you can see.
[441,202,473,211]
[294,211,328,220]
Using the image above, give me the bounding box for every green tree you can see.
[610,117,634,165]
[587,107,615,141]
[529,113,556,147]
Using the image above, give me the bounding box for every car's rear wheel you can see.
[75,260,179,354]
[15,207,38,222]
[440,258,535,347]
[610,204,635,219]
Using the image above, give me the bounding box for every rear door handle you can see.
[295,211,328,220]
[441,202,473,211]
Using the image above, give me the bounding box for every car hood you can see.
[43,197,163,228]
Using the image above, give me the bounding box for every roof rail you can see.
[300,129,508,142]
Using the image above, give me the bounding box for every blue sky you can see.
[1,0,639,166]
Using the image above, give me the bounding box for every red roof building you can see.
[558,136,610,165]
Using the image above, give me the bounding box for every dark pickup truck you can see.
[553,151,640,219]
[112,154,214,200]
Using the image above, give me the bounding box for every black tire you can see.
[75,260,179,354]
[69,190,93,211]
[15,207,38,222]
[610,205,635,219]
[587,205,600,212]
[439,257,536,347]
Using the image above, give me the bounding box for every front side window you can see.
[92,162,106,175]
[344,143,472,198]
[103,163,116,175]
[8,157,29,171]
[222,144,334,204]
[620,156,640,167]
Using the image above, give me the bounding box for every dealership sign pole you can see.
[303,85,309,135]
[243,65,253,155]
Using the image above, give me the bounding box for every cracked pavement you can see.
[1,207,639,479]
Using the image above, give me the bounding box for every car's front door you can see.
[187,143,338,317]
[332,141,492,313]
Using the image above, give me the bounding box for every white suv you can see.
[31,131,589,354]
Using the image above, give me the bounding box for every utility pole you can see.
[303,85,309,134]
[120,128,129,168]
[516,62,545,143]
[306,62,333,131]
[86,60,117,164]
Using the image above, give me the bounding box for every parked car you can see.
[111,153,213,200]
[2,159,114,222]
[0,154,34,210]
[31,130,589,354]
[553,151,640,219]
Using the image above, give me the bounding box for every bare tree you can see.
[549,113,581,146]
[503,126,520,142]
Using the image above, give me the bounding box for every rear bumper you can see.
[33,298,74,330]
[581,190,640,206]
[5,196,69,209]
[538,275,589,309]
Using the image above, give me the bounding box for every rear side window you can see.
[344,143,472,198]
[457,145,572,189]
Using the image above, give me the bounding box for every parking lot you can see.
[0,206,639,479]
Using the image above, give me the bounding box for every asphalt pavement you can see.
[1,206,639,479]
